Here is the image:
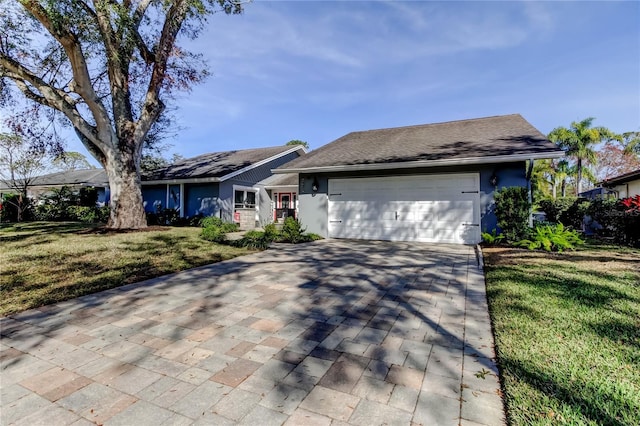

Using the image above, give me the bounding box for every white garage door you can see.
[328,174,481,244]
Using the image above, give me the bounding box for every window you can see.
[234,190,256,208]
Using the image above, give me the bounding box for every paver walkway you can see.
[1,240,504,425]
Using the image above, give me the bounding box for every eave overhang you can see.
[273,151,566,174]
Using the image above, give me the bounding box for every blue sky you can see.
[77,1,640,162]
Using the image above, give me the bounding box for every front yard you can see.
[483,243,640,425]
[0,222,254,316]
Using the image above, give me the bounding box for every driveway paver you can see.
[1,240,505,425]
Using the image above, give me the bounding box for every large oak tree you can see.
[0,0,242,228]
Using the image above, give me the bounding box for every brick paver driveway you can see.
[1,240,504,425]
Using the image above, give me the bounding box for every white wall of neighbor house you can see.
[613,180,640,198]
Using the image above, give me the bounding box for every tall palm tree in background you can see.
[555,159,573,198]
[548,118,617,195]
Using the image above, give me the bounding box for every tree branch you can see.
[19,0,114,144]
[1,54,104,152]
[135,0,190,145]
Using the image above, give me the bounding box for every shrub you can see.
[538,197,589,229]
[482,229,504,245]
[263,222,279,239]
[200,216,239,243]
[516,223,583,252]
[537,198,574,224]
[494,187,530,242]
[78,187,99,207]
[200,216,239,233]
[280,217,306,243]
[201,225,227,243]
[619,195,640,247]
[232,230,276,249]
[1,194,34,222]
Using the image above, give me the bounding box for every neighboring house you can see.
[599,169,640,199]
[141,145,305,229]
[0,169,110,206]
[274,114,564,244]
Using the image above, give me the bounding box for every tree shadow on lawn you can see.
[0,222,95,242]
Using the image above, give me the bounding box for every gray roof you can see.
[144,145,299,181]
[600,168,640,186]
[258,173,298,188]
[1,169,108,189]
[276,114,562,172]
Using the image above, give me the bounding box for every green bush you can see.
[263,222,279,238]
[516,223,583,252]
[200,216,239,243]
[481,229,504,245]
[200,216,239,233]
[538,197,589,229]
[494,187,530,242]
[280,217,306,243]
[232,229,276,249]
[1,193,34,222]
[201,225,227,243]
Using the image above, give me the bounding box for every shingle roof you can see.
[258,173,298,188]
[144,146,298,181]
[600,168,640,186]
[276,114,562,172]
[33,169,107,187]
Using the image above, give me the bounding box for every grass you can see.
[483,242,640,425]
[0,222,254,316]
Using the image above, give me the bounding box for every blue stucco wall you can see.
[298,161,527,238]
[142,185,166,212]
[185,183,219,217]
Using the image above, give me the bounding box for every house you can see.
[141,145,305,229]
[599,169,640,199]
[0,169,110,205]
[274,114,564,244]
[257,173,299,221]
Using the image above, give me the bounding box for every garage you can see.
[328,174,481,244]
[274,114,566,243]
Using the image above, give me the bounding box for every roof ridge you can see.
[350,113,523,135]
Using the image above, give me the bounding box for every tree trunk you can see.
[552,183,557,199]
[104,150,147,229]
[576,159,583,195]
[561,180,566,197]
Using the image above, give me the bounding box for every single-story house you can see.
[599,169,640,199]
[141,145,305,228]
[0,169,110,205]
[274,114,564,244]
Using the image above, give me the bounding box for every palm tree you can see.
[548,118,617,195]
[554,159,573,198]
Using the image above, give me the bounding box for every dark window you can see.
[234,190,256,208]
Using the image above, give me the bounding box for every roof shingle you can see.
[277,114,561,171]
[143,145,298,181]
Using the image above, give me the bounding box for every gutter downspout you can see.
[526,159,535,227]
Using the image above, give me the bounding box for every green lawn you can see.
[0,222,254,316]
[483,243,640,425]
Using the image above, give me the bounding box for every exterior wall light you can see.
[489,173,498,187]
[312,177,319,192]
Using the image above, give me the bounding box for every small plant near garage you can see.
[481,229,505,245]
[515,222,583,252]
